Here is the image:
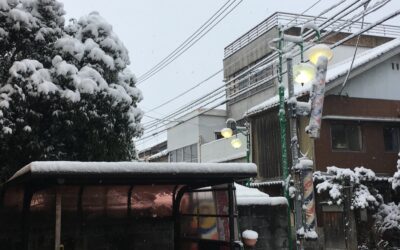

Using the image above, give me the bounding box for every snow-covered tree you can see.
[315,162,400,246]
[374,153,400,242]
[314,166,382,210]
[374,202,400,241]
[392,152,400,191]
[0,0,143,181]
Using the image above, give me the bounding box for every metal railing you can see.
[228,64,275,104]
[224,12,400,58]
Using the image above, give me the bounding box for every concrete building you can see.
[223,12,394,122]
[166,108,247,163]
[139,108,248,163]
[138,140,168,162]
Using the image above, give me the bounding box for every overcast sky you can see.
[63,0,400,150]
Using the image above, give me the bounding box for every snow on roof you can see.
[235,183,287,206]
[245,38,400,117]
[250,180,284,188]
[9,161,257,182]
[245,80,312,117]
[147,149,169,161]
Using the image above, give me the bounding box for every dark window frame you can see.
[330,123,363,152]
[383,126,400,152]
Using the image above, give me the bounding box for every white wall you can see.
[201,133,247,163]
[167,110,227,152]
[328,54,400,100]
[167,116,200,152]
[330,45,370,66]
[199,115,228,144]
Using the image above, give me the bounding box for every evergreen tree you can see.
[0,0,143,181]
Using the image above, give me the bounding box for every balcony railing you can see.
[224,12,400,59]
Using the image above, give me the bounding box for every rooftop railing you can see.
[224,12,400,59]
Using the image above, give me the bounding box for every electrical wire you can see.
[137,0,233,82]
[144,69,223,114]
[143,82,226,129]
[140,0,376,135]
[284,0,323,27]
[338,1,370,95]
[141,0,354,129]
[136,1,395,145]
[137,0,368,140]
[137,0,242,84]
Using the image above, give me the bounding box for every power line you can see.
[137,0,243,84]
[136,1,394,144]
[339,1,370,95]
[137,0,241,84]
[138,94,227,142]
[285,0,324,27]
[142,78,227,129]
[137,0,233,82]
[141,0,345,130]
[145,69,223,114]
[140,0,368,134]
[138,0,359,138]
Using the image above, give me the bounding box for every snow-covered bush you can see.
[374,202,400,240]
[392,152,400,191]
[374,153,400,241]
[314,166,382,210]
[0,0,142,181]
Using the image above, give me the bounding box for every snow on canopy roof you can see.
[8,161,257,183]
[235,183,287,206]
[245,38,400,117]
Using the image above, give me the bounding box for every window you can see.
[331,124,362,151]
[183,146,191,162]
[176,148,183,162]
[383,126,400,152]
[169,150,176,162]
[169,144,198,162]
[190,144,198,162]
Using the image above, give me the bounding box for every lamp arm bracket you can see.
[300,22,321,41]
[268,37,284,53]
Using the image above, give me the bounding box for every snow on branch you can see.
[314,166,382,209]
[375,202,400,237]
[391,153,400,191]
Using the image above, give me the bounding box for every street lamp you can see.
[269,22,333,250]
[220,118,250,162]
[293,63,316,84]
[221,127,233,138]
[231,137,242,149]
[306,44,333,65]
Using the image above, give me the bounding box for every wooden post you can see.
[55,190,62,250]
[343,178,357,249]
[228,183,235,250]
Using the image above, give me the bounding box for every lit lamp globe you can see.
[221,128,233,138]
[293,63,316,84]
[231,138,242,149]
[306,44,333,65]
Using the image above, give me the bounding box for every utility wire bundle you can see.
[137,0,397,147]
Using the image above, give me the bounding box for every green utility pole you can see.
[277,28,293,250]
[245,122,250,163]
